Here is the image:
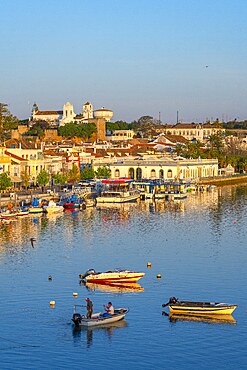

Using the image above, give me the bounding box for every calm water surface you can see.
[0,185,247,369]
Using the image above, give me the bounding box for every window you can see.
[136,167,142,180]
[128,168,134,179]
[150,169,156,178]
[167,169,172,178]
[115,169,120,178]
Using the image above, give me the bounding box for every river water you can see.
[0,185,246,370]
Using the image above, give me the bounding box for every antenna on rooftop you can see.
[176,110,179,124]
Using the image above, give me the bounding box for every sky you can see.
[1,0,247,123]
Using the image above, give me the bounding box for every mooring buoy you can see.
[48,275,52,281]
[50,300,55,307]
[147,262,152,268]
[157,274,161,279]
[73,292,78,297]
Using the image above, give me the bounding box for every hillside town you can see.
[0,100,247,192]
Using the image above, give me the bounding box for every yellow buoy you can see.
[73,292,78,297]
[147,262,152,268]
[50,300,55,307]
[157,274,161,279]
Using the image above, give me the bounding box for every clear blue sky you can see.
[1,0,247,123]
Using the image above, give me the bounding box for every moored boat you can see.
[29,198,44,214]
[43,200,64,214]
[79,268,145,283]
[72,306,128,327]
[162,297,237,316]
[97,179,139,203]
[0,210,18,219]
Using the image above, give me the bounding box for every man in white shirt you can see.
[104,302,114,315]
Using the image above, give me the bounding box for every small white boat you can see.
[79,268,145,283]
[72,306,128,327]
[44,200,64,214]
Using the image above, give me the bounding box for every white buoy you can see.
[73,292,78,297]
[50,300,55,307]
[147,262,152,268]
[157,274,161,279]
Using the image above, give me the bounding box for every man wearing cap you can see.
[86,298,93,318]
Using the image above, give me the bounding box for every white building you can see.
[93,157,218,181]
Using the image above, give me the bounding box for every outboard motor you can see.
[72,313,82,326]
[162,297,178,307]
[79,269,96,280]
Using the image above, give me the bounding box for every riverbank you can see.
[199,174,247,186]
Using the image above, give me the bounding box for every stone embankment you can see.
[199,174,247,186]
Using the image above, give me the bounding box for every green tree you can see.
[95,165,111,179]
[80,166,95,180]
[21,167,30,189]
[37,169,50,186]
[0,172,12,192]
[0,103,19,140]
[52,172,68,185]
[68,164,80,183]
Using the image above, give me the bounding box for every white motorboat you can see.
[72,306,128,327]
[44,200,64,214]
[79,268,145,283]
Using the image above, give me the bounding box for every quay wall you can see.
[199,174,247,186]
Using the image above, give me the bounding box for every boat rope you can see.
[0,335,40,350]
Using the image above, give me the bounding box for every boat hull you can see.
[97,194,138,203]
[169,304,237,316]
[85,272,145,283]
[29,207,43,214]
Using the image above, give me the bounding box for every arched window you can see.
[150,169,156,178]
[128,168,135,179]
[167,169,172,178]
[159,169,164,179]
[115,169,120,178]
[136,167,142,180]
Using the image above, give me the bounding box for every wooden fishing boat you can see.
[162,297,237,315]
[79,268,145,283]
[72,306,128,327]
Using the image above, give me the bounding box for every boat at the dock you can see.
[0,210,18,219]
[72,306,128,327]
[43,200,64,214]
[97,179,139,203]
[162,297,237,315]
[29,198,44,214]
[79,268,145,283]
[62,194,86,210]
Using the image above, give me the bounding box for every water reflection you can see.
[165,313,236,325]
[72,319,128,348]
[82,281,144,293]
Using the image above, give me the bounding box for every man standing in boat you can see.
[85,298,93,318]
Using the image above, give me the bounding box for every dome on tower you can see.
[94,107,113,121]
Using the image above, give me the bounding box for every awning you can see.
[10,176,22,183]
